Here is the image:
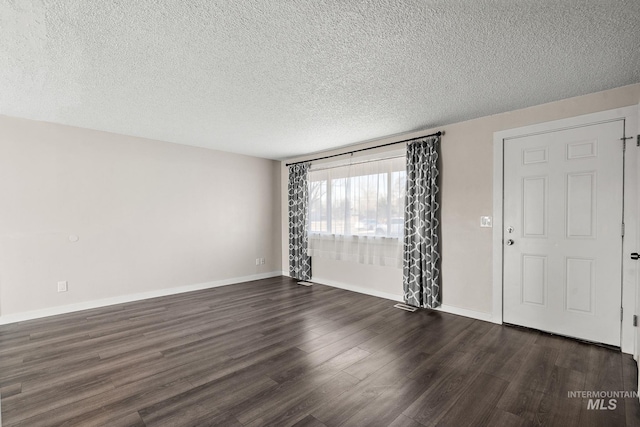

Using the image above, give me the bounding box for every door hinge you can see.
[637,134,640,147]
[634,315,638,327]
[622,222,625,236]
[621,307,623,321]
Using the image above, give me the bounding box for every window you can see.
[308,156,406,237]
[307,155,406,267]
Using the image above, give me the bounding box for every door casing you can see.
[492,105,639,354]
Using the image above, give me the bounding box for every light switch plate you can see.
[480,216,493,228]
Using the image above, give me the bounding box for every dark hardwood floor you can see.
[1,276,639,426]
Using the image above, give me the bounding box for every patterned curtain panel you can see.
[403,135,441,308]
[288,163,312,281]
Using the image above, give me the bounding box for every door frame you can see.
[636,101,640,362]
[492,105,638,354]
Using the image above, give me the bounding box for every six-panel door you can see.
[503,121,624,346]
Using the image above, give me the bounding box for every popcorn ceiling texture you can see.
[1,0,639,159]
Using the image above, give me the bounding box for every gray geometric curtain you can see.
[403,135,441,308]
[288,163,312,281]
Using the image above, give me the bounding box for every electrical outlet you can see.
[255,258,260,266]
[57,281,68,292]
[260,258,265,265]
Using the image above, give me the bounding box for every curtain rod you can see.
[285,130,443,167]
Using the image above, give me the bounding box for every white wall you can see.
[281,83,640,317]
[0,116,282,318]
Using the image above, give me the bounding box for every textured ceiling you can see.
[1,1,639,160]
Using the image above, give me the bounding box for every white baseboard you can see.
[437,304,495,324]
[0,271,282,325]
[1,271,496,326]
[310,276,494,324]
[310,277,404,303]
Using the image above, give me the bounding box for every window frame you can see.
[307,154,406,239]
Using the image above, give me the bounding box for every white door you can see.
[503,120,624,346]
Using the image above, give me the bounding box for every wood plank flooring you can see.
[1,276,639,426]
